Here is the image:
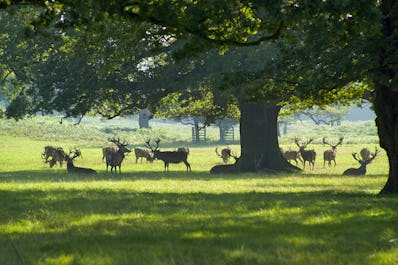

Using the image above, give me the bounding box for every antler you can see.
[336,137,344,146]
[294,137,301,148]
[230,151,240,161]
[144,139,160,152]
[322,137,331,146]
[68,148,81,160]
[109,137,128,147]
[366,147,380,164]
[352,152,362,162]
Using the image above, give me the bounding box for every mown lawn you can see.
[0,135,397,265]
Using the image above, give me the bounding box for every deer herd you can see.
[41,136,380,176]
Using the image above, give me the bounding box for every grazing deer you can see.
[105,138,131,173]
[343,147,380,176]
[215,147,232,163]
[42,146,66,168]
[102,146,119,162]
[134,147,154,163]
[295,138,316,170]
[145,139,191,172]
[282,148,303,166]
[65,149,96,174]
[322,137,344,167]
[210,151,240,174]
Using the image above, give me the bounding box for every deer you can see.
[105,138,131,173]
[145,139,191,172]
[134,147,154,163]
[322,137,344,167]
[295,138,316,170]
[282,148,303,166]
[65,149,97,174]
[42,146,66,168]
[343,147,380,176]
[210,151,240,174]
[102,146,119,162]
[215,147,232,163]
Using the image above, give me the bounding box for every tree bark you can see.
[375,88,398,194]
[238,103,300,172]
[376,0,398,194]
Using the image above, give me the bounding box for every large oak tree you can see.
[1,0,398,193]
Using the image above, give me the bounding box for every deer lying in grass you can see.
[145,139,191,172]
[42,146,66,168]
[295,138,316,170]
[343,147,380,176]
[65,149,96,174]
[215,147,232,163]
[210,151,240,174]
[134,147,153,163]
[282,148,302,166]
[322,137,344,167]
[105,138,131,173]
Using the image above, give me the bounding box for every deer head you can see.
[295,138,313,150]
[67,148,82,161]
[108,137,130,154]
[353,147,380,165]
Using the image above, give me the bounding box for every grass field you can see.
[0,117,397,265]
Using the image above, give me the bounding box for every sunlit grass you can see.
[0,120,396,265]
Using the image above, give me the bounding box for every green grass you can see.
[0,117,397,265]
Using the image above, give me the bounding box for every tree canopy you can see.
[1,0,398,193]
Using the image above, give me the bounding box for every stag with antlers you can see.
[322,137,344,167]
[295,138,316,170]
[145,139,191,172]
[105,138,131,173]
[65,149,96,174]
[343,147,380,176]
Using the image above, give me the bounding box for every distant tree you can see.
[298,105,350,126]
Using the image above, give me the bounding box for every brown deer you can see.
[65,149,97,174]
[282,148,303,166]
[343,147,380,176]
[210,151,240,174]
[102,146,119,162]
[145,139,191,172]
[105,138,131,173]
[134,147,154,163]
[215,147,232,163]
[42,146,66,168]
[295,138,316,170]
[322,137,344,167]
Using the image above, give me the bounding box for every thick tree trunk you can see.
[376,0,398,194]
[238,103,300,172]
[375,88,398,194]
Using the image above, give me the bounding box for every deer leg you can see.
[184,161,191,172]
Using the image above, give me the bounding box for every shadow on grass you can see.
[0,169,294,182]
[1,186,397,265]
